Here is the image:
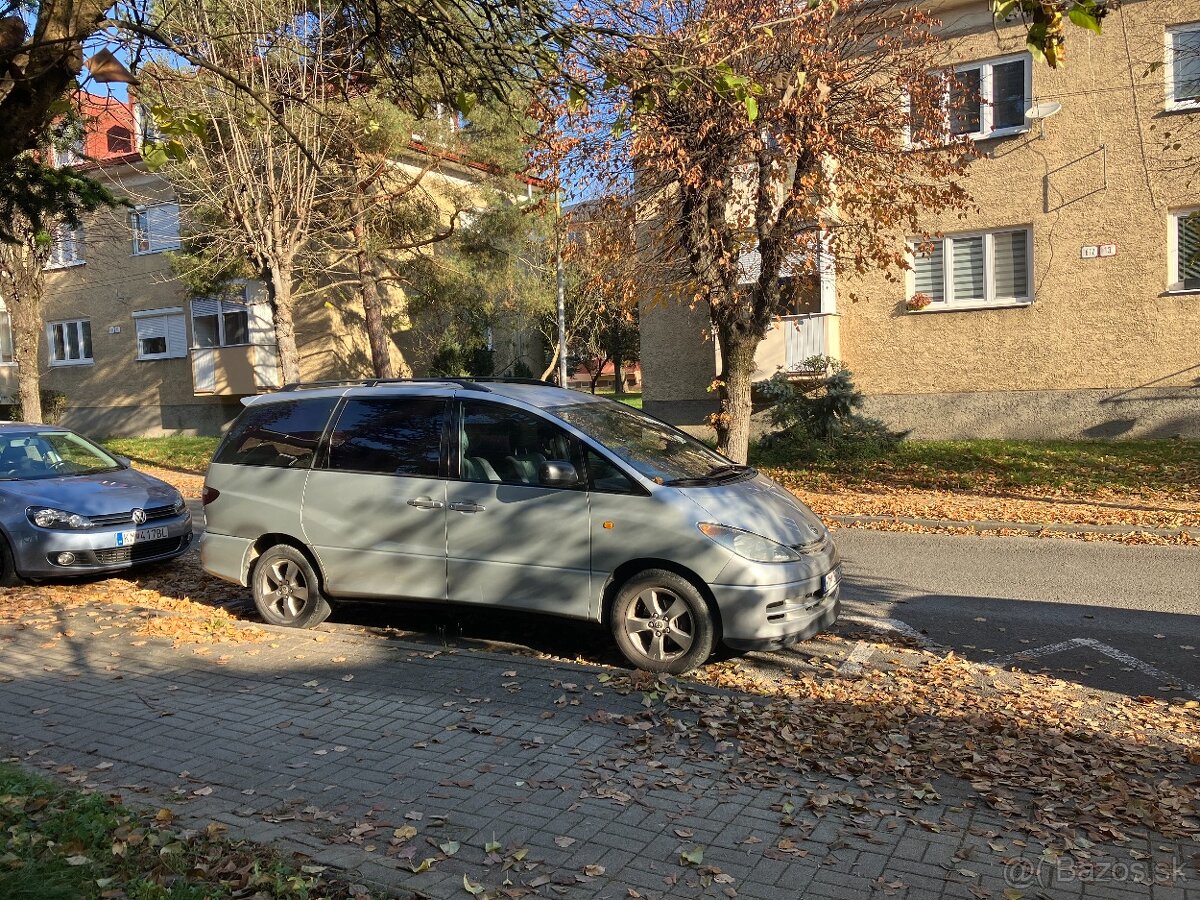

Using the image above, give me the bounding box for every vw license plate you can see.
[822,568,841,595]
[116,526,169,547]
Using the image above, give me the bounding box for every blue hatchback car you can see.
[0,423,193,584]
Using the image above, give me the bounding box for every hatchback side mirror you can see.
[539,460,581,488]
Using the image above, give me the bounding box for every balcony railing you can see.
[191,344,281,396]
[780,313,833,373]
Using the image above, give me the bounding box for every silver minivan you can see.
[200,379,840,673]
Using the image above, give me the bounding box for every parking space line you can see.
[838,641,875,675]
[989,638,1200,700]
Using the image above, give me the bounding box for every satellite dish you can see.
[1025,101,1063,121]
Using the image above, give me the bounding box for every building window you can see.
[106,125,133,155]
[0,301,14,365]
[911,54,1032,143]
[130,203,181,254]
[909,227,1032,308]
[191,297,249,348]
[44,223,85,270]
[1169,208,1200,292]
[47,319,93,366]
[1168,24,1200,110]
[134,307,188,360]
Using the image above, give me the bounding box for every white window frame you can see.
[0,300,14,366]
[133,307,188,361]
[130,203,181,255]
[191,296,251,349]
[1166,23,1200,111]
[1168,207,1200,293]
[44,223,85,270]
[46,318,94,367]
[908,226,1034,311]
[908,53,1032,146]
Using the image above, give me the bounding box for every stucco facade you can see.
[641,0,1200,440]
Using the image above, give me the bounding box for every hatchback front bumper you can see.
[10,512,194,578]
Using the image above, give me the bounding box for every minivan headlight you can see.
[28,507,93,529]
[698,523,801,563]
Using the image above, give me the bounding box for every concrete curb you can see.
[827,513,1200,539]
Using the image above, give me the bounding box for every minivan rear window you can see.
[215,398,336,469]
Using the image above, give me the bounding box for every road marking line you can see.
[838,641,875,675]
[988,638,1200,700]
[843,615,940,649]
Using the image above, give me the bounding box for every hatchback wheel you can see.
[610,569,716,674]
[252,544,331,628]
[0,535,21,587]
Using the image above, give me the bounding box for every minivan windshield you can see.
[549,400,749,485]
[0,430,123,481]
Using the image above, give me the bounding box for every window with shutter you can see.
[134,308,187,360]
[191,296,250,347]
[1170,209,1200,292]
[130,203,181,254]
[1167,24,1200,110]
[0,300,14,365]
[909,227,1032,309]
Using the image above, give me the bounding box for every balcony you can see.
[752,313,839,381]
[191,344,282,396]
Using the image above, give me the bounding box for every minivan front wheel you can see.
[251,545,331,629]
[611,570,715,674]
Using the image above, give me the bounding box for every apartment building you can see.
[640,0,1200,439]
[0,93,539,436]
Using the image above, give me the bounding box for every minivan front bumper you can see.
[714,566,841,651]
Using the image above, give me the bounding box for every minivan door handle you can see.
[407,497,445,510]
[448,500,486,513]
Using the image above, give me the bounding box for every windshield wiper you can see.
[664,464,754,487]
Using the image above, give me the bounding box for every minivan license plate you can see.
[822,569,841,595]
[116,526,169,547]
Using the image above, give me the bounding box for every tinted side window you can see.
[215,398,336,468]
[459,400,582,488]
[326,398,445,476]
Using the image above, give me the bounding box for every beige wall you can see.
[643,0,1200,438]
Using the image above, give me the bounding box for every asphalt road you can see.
[833,528,1200,700]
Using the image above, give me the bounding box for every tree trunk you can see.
[267,267,302,385]
[539,341,559,383]
[350,181,411,379]
[612,347,624,397]
[713,318,758,464]
[0,228,46,423]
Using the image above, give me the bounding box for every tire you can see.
[0,534,21,587]
[251,544,331,629]
[610,569,716,674]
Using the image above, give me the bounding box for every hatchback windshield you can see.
[549,400,743,484]
[0,431,123,480]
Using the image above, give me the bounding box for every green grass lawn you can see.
[592,389,643,410]
[102,436,220,474]
[762,438,1200,497]
[0,763,364,899]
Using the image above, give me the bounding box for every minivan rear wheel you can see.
[251,544,331,629]
[611,569,715,674]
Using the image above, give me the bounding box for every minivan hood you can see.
[0,468,178,516]
[680,472,827,547]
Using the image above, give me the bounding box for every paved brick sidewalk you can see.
[0,604,1196,899]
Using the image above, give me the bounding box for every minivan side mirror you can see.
[539,460,581,488]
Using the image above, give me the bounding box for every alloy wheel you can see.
[623,588,694,663]
[261,558,310,620]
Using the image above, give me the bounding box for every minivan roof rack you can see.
[277,376,556,393]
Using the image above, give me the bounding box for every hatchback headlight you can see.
[698,523,801,563]
[28,507,93,529]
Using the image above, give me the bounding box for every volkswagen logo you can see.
[131,508,147,526]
